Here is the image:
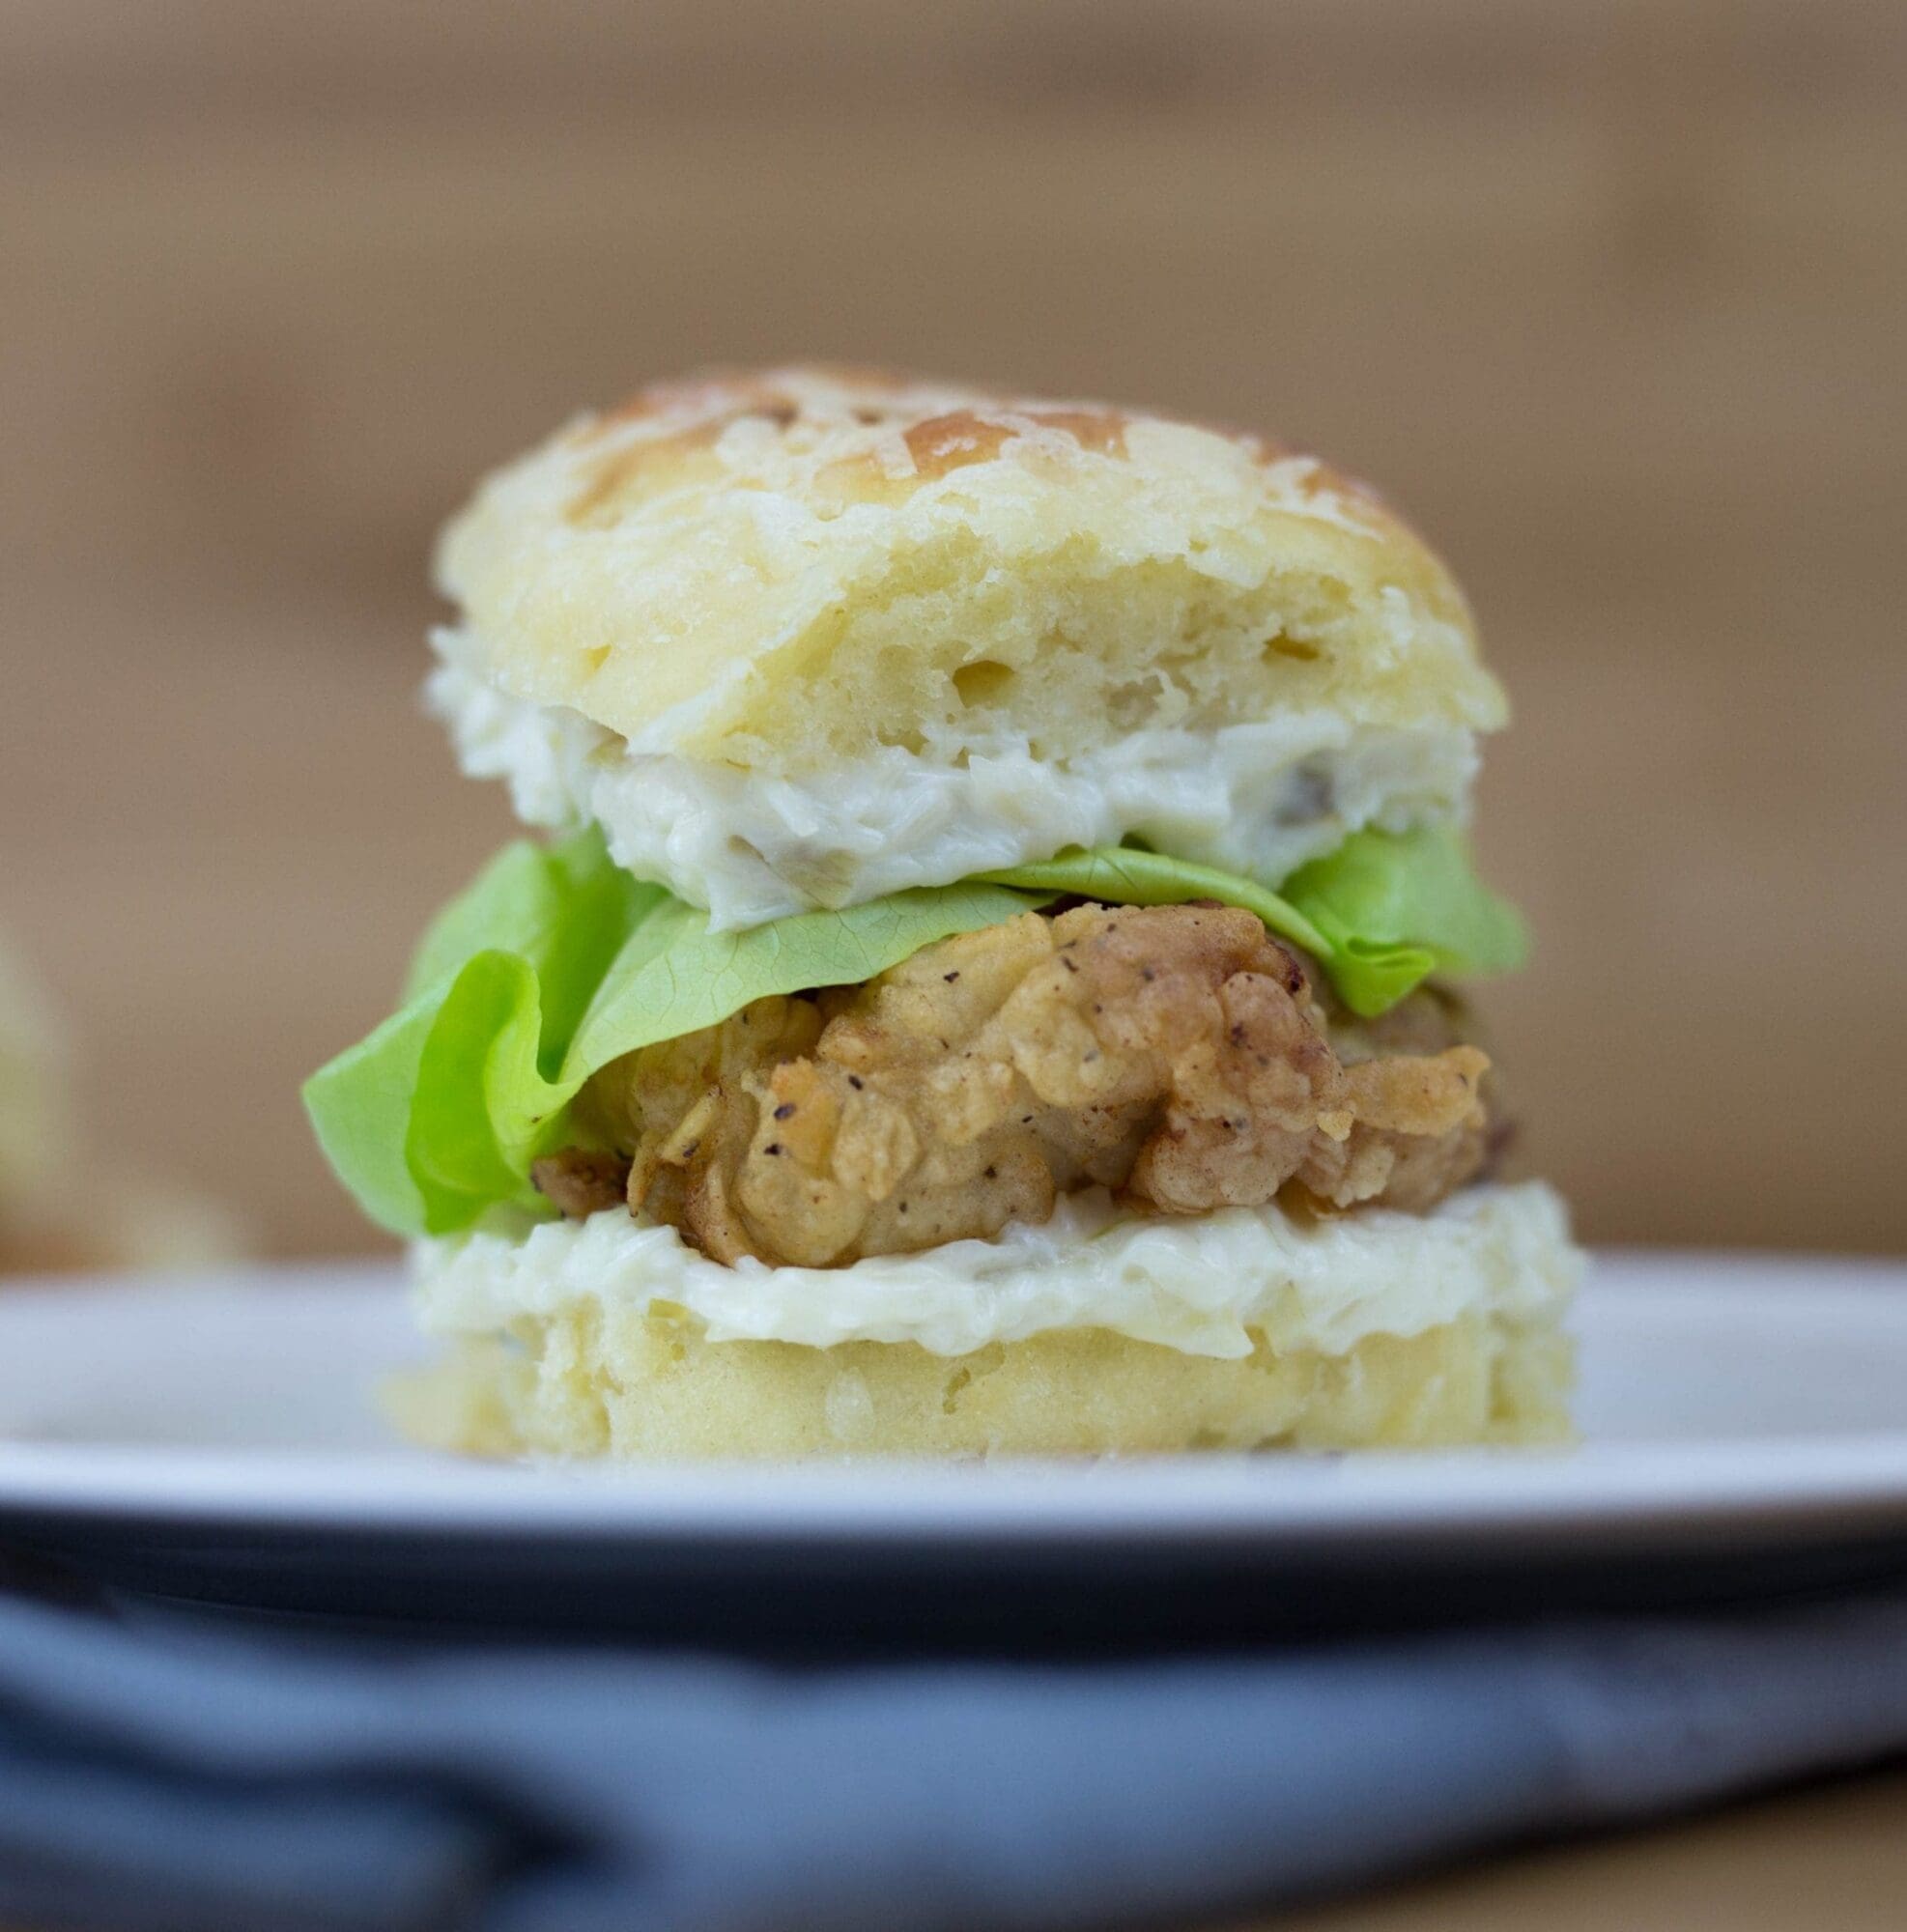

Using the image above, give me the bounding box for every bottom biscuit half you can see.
[389,1305,1573,1459]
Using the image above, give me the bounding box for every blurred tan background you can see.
[2,0,1902,1262]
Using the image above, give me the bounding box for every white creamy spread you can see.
[414,1182,1579,1361]
[427,631,1478,927]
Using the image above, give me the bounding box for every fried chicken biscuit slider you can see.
[306,368,1580,1457]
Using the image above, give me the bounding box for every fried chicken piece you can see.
[572,993,825,1258]
[570,903,1497,1267]
[1304,981,1505,1209]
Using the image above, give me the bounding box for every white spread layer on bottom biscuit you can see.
[414,1180,1580,1362]
[427,630,1479,928]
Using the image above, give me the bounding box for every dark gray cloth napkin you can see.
[3,1588,1907,1932]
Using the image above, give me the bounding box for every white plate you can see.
[2,1253,1905,1644]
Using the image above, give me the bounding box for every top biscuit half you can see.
[430,367,1505,924]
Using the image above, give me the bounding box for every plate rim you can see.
[3,1250,1906,1551]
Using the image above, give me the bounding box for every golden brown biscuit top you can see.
[557,364,1389,531]
[435,364,1499,770]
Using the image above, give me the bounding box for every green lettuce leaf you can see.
[974,847,1333,958]
[1279,825,1526,1015]
[983,826,1523,1018]
[302,828,1039,1237]
[305,822,1524,1236]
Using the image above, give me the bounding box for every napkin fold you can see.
[2,1586,1906,1932]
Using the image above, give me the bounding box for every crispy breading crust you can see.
[562,904,1494,1268]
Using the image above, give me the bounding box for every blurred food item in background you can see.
[0,934,72,1239]
[0,930,242,1278]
